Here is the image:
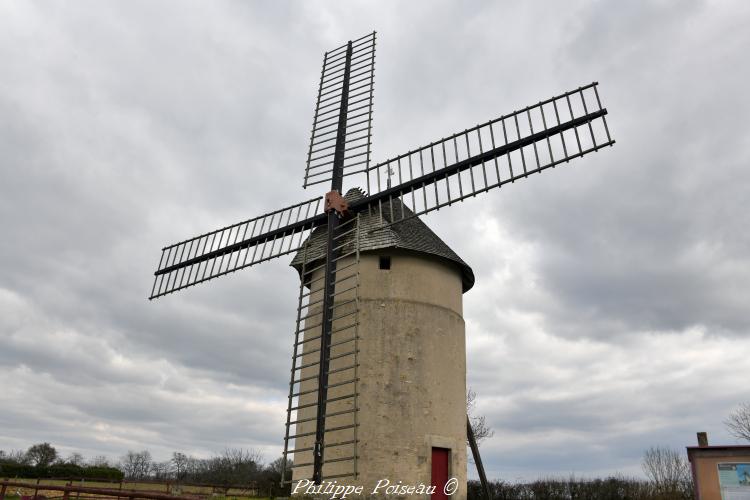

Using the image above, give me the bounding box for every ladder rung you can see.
[324,423,359,434]
[329,335,358,349]
[322,472,357,480]
[301,260,357,291]
[328,363,358,375]
[300,346,321,356]
[325,439,357,449]
[295,334,322,347]
[332,260,358,275]
[329,349,358,361]
[330,321,358,334]
[285,438,358,455]
[291,386,319,398]
[299,303,324,321]
[333,226,358,241]
[330,297,357,311]
[332,309,357,322]
[285,423,358,440]
[326,393,356,404]
[293,327,355,350]
[325,455,357,464]
[332,271,357,285]
[289,363,359,385]
[332,249,357,263]
[299,320,323,333]
[294,358,320,371]
[287,408,358,426]
[283,445,315,454]
[288,393,355,411]
[289,400,318,411]
[330,284,358,299]
[289,461,314,469]
[289,377,357,401]
[289,362,357,386]
[287,429,318,439]
[291,373,319,385]
[336,214,359,229]
[326,377,358,389]
[293,348,358,368]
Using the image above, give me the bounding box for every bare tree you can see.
[90,455,111,467]
[67,452,86,466]
[266,456,286,475]
[120,450,153,479]
[27,443,58,467]
[641,446,692,494]
[725,402,750,442]
[219,448,262,483]
[172,452,188,480]
[222,448,263,468]
[3,449,31,465]
[151,460,172,480]
[467,388,494,445]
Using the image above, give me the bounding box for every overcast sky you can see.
[2,0,749,482]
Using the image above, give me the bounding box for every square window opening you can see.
[379,256,391,270]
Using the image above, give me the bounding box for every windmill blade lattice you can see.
[151,84,614,299]
[150,197,323,299]
[304,32,376,188]
[356,82,614,226]
[282,214,362,484]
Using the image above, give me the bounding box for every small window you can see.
[379,256,391,270]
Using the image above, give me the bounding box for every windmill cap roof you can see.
[290,188,475,293]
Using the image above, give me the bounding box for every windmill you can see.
[149,31,615,496]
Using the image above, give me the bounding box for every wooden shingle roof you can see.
[290,188,475,293]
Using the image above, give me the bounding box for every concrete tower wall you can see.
[292,250,467,498]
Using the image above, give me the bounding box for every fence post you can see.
[1,483,7,500]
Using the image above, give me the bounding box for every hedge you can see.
[0,463,124,481]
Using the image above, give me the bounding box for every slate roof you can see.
[290,188,475,292]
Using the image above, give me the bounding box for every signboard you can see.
[718,463,750,500]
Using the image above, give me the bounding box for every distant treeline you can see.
[467,476,693,500]
[0,463,123,480]
[0,443,289,495]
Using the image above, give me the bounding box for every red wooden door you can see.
[431,447,450,499]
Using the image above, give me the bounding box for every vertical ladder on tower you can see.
[281,214,361,486]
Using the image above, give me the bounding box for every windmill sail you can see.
[304,32,376,188]
[282,215,362,484]
[355,82,614,225]
[150,197,323,299]
[150,84,613,300]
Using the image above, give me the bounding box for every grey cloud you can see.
[1,0,749,480]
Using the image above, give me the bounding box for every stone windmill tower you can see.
[288,188,474,494]
[148,31,614,498]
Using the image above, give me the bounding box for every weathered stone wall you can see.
[293,249,467,499]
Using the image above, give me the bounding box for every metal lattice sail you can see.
[282,213,362,482]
